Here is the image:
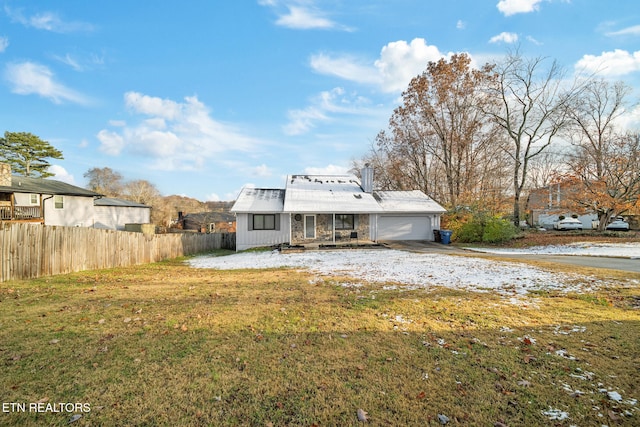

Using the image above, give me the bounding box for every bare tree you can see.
[123,179,161,205]
[84,167,124,197]
[486,51,580,226]
[563,80,640,228]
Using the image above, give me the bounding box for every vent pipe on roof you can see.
[361,164,374,193]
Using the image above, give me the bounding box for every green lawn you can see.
[0,255,638,426]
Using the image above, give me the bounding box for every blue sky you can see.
[1,0,639,201]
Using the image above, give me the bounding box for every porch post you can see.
[332,213,336,244]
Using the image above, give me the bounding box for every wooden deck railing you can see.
[0,205,42,221]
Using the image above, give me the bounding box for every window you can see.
[335,214,355,230]
[30,194,39,205]
[54,195,64,209]
[253,214,275,230]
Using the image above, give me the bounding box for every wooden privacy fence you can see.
[0,223,236,282]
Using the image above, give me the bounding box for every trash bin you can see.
[440,230,452,245]
[433,229,441,243]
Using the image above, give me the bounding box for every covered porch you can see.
[289,213,373,246]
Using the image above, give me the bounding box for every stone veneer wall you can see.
[291,213,370,245]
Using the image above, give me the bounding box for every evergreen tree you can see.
[0,131,64,178]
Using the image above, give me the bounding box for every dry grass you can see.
[0,253,639,426]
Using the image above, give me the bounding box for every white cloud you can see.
[311,38,447,93]
[49,165,75,184]
[615,105,640,131]
[276,5,335,29]
[526,35,542,45]
[575,49,640,77]
[96,129,125,156]
[259,0,350,31]
[0,36,8,52]
[310,53,381,85]
[4,61,90,104]
[52,52,104,72]
[283,87,375,135]
[5,6,93,33]
[205,192,221,202]
[303,164,350,175]
[252,164,273,178]
[496,0,544,16]
[489,32,519,44]
[374,38,446,92]
[605,25,640,37]
[97,92,265,171]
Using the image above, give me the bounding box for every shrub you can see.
[482,217,518,243]
[451,212,518,244]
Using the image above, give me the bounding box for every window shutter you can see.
[248,214,254,231]
[275,214,280,231]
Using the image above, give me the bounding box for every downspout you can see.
[289,213,292,247]
[41,194,54,225]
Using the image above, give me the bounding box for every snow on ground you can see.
[469,242,640,258]
[188,249,606,296]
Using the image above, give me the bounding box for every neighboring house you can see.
[178,211,236,233]
[94,197,152,230]
[0,163,101,226]
[527,183,599,229]
[232,167,446,251]
[0,163,151,230]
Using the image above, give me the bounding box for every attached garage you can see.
[372,190,446,241]
[376,215,432,240]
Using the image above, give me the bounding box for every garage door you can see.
[377,215,431,240]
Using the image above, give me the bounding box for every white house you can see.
[94,197,152,230]
[232,167,446,251]
[0,164,151,230]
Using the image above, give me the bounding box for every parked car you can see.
[606,217,630,231]
[554,217,583,231]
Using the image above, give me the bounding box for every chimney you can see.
[0,163,11,187]
[361,164,373,193]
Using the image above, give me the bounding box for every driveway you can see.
[384,241,640,274]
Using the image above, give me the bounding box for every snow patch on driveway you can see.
[188,249,603,296]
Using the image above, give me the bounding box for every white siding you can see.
[94,206,151,230]
[235,213,290,251]
[43,195,96,227]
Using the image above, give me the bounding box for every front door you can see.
[304,215,316,239]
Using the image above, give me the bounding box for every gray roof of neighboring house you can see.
[374,190,447,213]
[231,188,285,213]
[0,175,102,197]
[183,212,235,222]
[94,197,151,208]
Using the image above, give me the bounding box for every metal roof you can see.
[231,176,446,215]
[374,190,447,213]
[0,175,102,197]
[282,174,383,213]
[94,197,150,208]
[231,188,285,213]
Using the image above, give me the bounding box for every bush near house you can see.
[446,211,519,243]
